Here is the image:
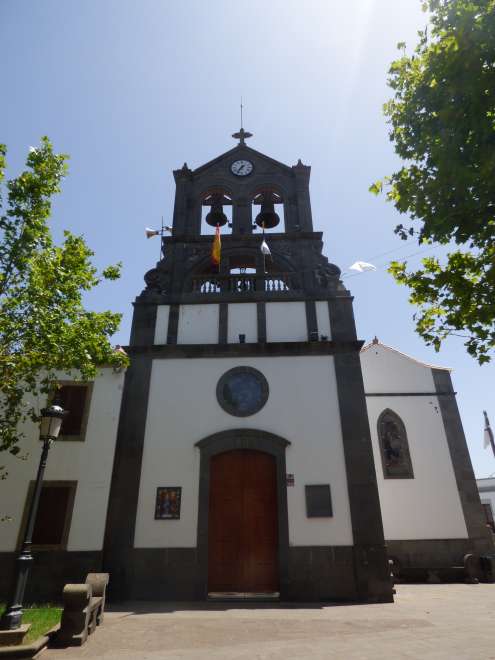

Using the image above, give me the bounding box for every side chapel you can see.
[0,130,492,603]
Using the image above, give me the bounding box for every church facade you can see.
[0,133,492,603]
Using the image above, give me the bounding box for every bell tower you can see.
[103,130,394,604]
[140,127,338,307]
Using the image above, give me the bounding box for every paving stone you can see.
[43,584,495,660]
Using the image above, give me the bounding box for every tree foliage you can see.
[372,0,495,363]
[0,138,128,475]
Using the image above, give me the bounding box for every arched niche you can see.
[200,188,233,236]
[195,428,290,598]
[251,185,286,234]
[377,409,414,479]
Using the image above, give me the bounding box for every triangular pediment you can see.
[192,143,293,177]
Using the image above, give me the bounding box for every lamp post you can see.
[0,404,66,631]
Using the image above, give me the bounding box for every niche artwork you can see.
[377,409,414,479]
[155,487,182,519]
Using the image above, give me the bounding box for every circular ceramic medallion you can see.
[216,367,269,417]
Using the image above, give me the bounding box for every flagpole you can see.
[217,224,220,274]
[262,222,266,274]
[484,411,495,458]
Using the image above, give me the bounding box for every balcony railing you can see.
[191,272,301,295]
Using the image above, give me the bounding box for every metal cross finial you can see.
[233,98,252,144]
[232,127,253,145]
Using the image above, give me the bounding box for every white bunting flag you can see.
[349,261,377,273]
[261,239,271,256]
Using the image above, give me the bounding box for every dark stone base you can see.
[1,546,394,604]
[121,548,201,601]
[286,546,358,602]
[0,551,102,603]
[114,545,393,603]
[386,538,495,583]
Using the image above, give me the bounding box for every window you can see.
[19,481,77,550]
[54,382,93,441]
[482,502,495,533]
[377,409,414,479]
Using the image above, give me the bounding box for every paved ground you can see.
[43,584,495,660]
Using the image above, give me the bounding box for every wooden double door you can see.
[208,449,279,593]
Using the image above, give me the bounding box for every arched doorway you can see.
[195,429,290,599]
[208,449,278,593]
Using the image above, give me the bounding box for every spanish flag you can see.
[211,223,221,268]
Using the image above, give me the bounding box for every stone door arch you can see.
[195,429,290,599]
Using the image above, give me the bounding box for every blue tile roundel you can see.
[216,367,269,417]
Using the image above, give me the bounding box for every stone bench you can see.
[54,572,109,647]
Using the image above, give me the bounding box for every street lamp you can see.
[0,404,66,631]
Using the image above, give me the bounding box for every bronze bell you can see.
[205,195,228,227]
[255,194,280,229]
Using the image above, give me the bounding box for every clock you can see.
[230,159,253,177]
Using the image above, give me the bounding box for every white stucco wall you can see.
[0,369,125,552]
[315,301,331,340]
[154,305,170,344]
[362,342,439,394]
[134,355,353,549]
[361,343,468,541]
[227,303,257,344]
[177,304,219,344]
[164,301,331,345]
[265,302,307,342]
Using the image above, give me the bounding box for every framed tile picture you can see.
[155,487,182,520]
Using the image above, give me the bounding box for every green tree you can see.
[0,138,128,476]
[371,0,495,363]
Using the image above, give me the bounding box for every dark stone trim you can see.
[218,302,228,344]
[0,551,102,603]
[195,429,290,600]
[286,546,357,601]
[102,353,154,601]
[138,290,342,306]
[366,392,453,397]
[130,303,157,346]
[257,302,266,342]
[166,304,180,345]
[305,300,318,340]
[216,366,269,417]
[124,339,363,359]
[328,296,393,603]
[162,231,324,245]
[432,368,494,552]
[479,486,495,493]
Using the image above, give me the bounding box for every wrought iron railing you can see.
[191,272,300,294]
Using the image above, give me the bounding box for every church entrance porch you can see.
[208,449,278,595]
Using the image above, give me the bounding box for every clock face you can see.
[230,159,253,177]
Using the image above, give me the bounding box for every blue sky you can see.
[2,0,494,477]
